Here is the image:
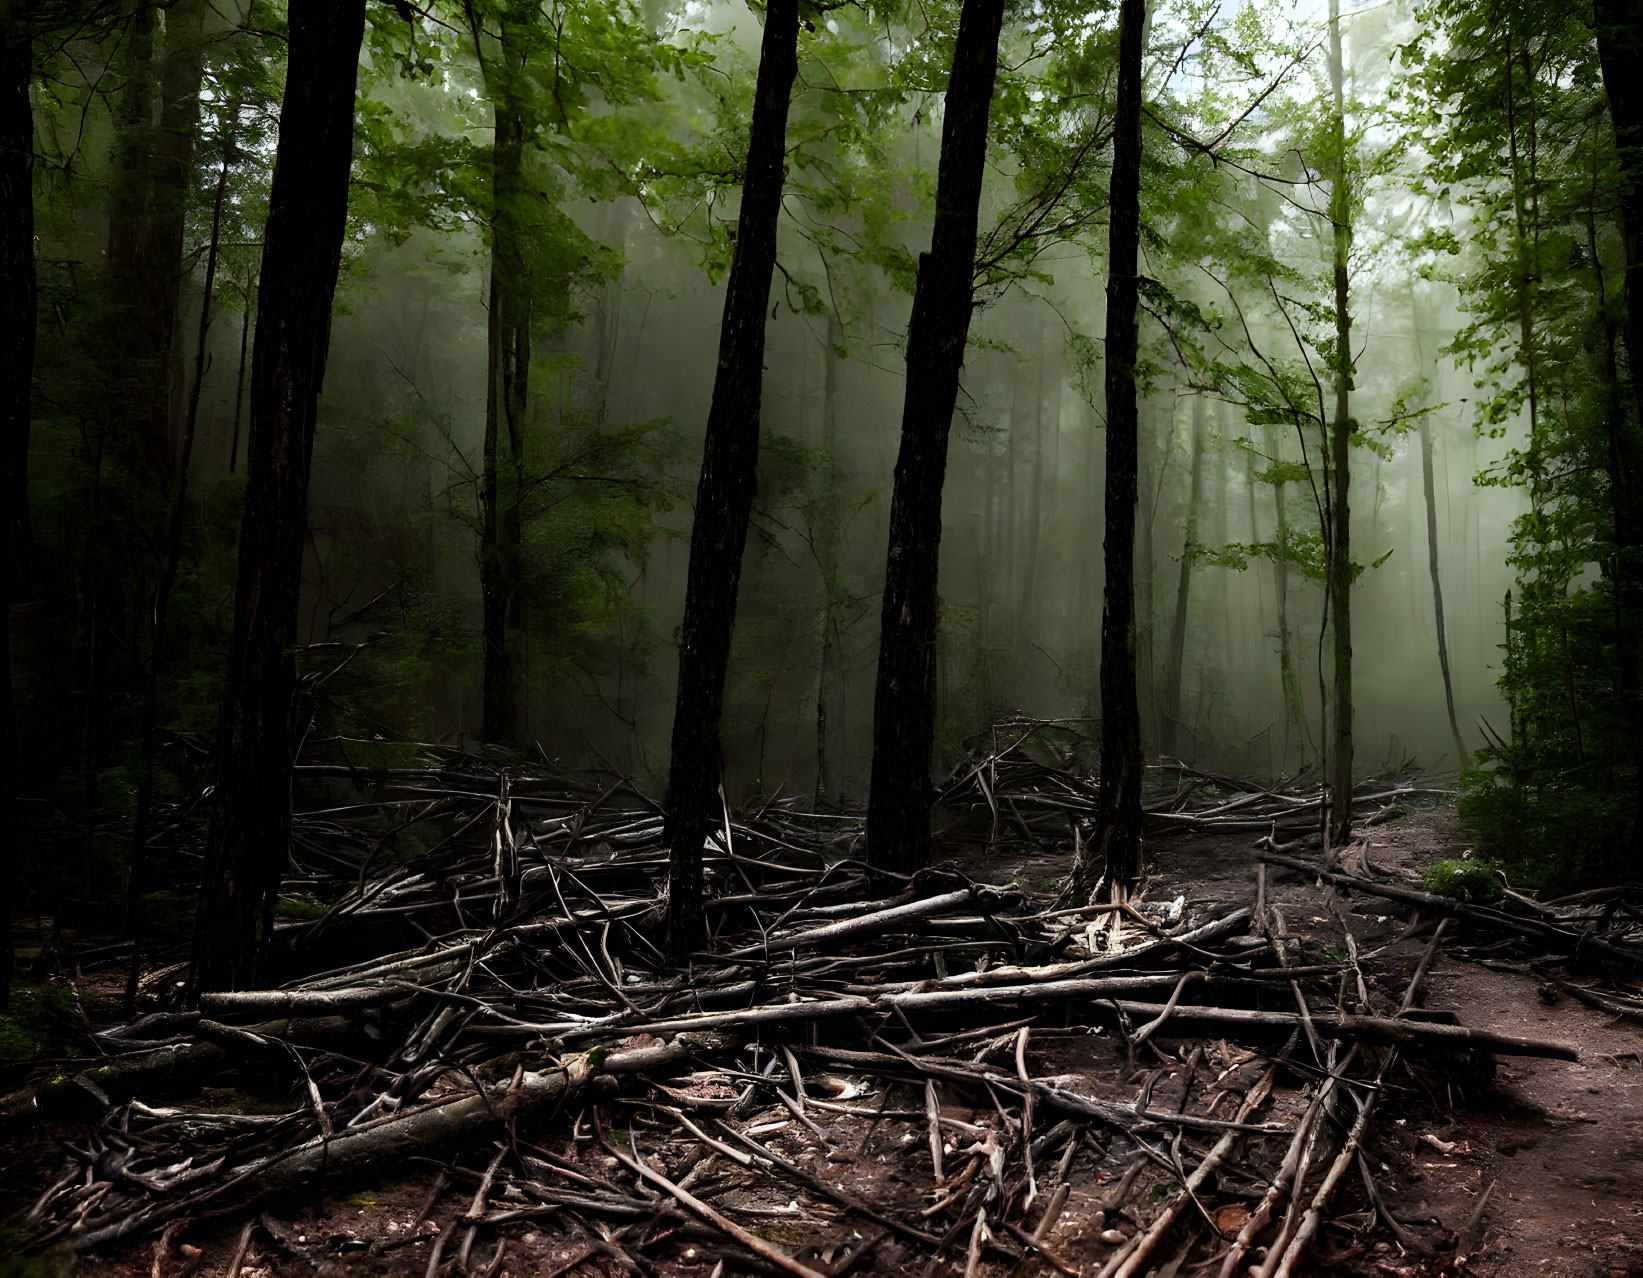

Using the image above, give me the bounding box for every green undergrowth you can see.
[0,983,83,1062]
[1460,769,1632,889]
[1420,857,1506,904]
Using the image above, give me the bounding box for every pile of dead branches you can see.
[934,718,1443,856]
[10,745,1626,1277]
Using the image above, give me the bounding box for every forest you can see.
[1,0,1642,1274]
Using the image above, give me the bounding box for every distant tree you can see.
[1064,0,1146,901]
[0,23,34,1008]
[1160,395,1207,761]
[663,0,799,954]
[865,0,1006,873]
[190,0,368,994]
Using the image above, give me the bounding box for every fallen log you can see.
[198,985,411,1018]
[67,1035,715,1251]
[722,888,977,959]
[1087,998,1577,1060]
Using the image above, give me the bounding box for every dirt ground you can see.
[6,801,1642,1278]
[1142,806,1643,1278]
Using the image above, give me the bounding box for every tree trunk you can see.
[474,12,531,747]
[105,0,207,479]
[1411,297,1466,769]
[816,310,847,807]
[865,0,1006,873]
[1019,332,1046,621]
[1325,0,1355,848]
[189,0,366,995]
[1592,0,1643,853]
[126,131,233,1011]
[0,35,35,1008]
[227,273,252,474]
[662,0,799,953]
[1066,0,1147,900]
[1160,396,1206,760]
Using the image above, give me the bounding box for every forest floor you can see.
[1013,804,1643,1278]
[4,787,1642,1278]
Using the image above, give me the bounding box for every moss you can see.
[273,895,330,921]
[1421,857,1505,904]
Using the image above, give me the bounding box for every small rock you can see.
[1099,1228,1126,1246]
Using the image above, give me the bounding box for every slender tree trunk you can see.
[1265,423,1306,768]
[189,0,366,995]
[865,0,1006,873]
[1160,396,1206,759]
[228,274,251,473]
[1134,401,1157,744]
[663,0,798,952]
[1592,0,1643,851]
[1019,333,1046,620]
[1325,0,1355,847]
[126,133,232,1010]
[1412,340,1466,772]
[816,311,846,806]
[0,35,36,1007]
[474,19,530,747]
[1066,0,1147,900]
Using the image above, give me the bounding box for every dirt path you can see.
[1144,806,1643,1277]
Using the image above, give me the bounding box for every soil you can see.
[6,800,1642,1278]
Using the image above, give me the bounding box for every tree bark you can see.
[1420,424,1466,765]
[866,0,1006,873]
[1066,0,1147,900]
[472,9,532,747]
[1160,396,1206,760]
[105,0,207,480]
[663,0,799,952]
[1592,0,1643,853]
[0,34,35,1008]
[190,0,366,994]
[815,310,847,806]
[1325,0,1355,847]
[1407,290,1466,768]
[126,130,233,1011]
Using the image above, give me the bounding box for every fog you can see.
[19,0,1544,813]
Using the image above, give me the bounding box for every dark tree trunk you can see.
[1160,395,1206,760]
[815,311,846,807]
[126,133,232,1011]
[474,15,531,747]
[663,0,798,953]
[1592,0,1643,851]
[1325,0,1355,848]
[0,35,36,1007]
[228,274,252,473]
[865,0,1006,873]
[105,0,207,479]
[1066,0,1147,901]
[189,0,366,995]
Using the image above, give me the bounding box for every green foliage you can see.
[1419,856,1505,903]
[0,984,82,1063]
[1404,0,1639,881]
[1461,769,1632,888]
